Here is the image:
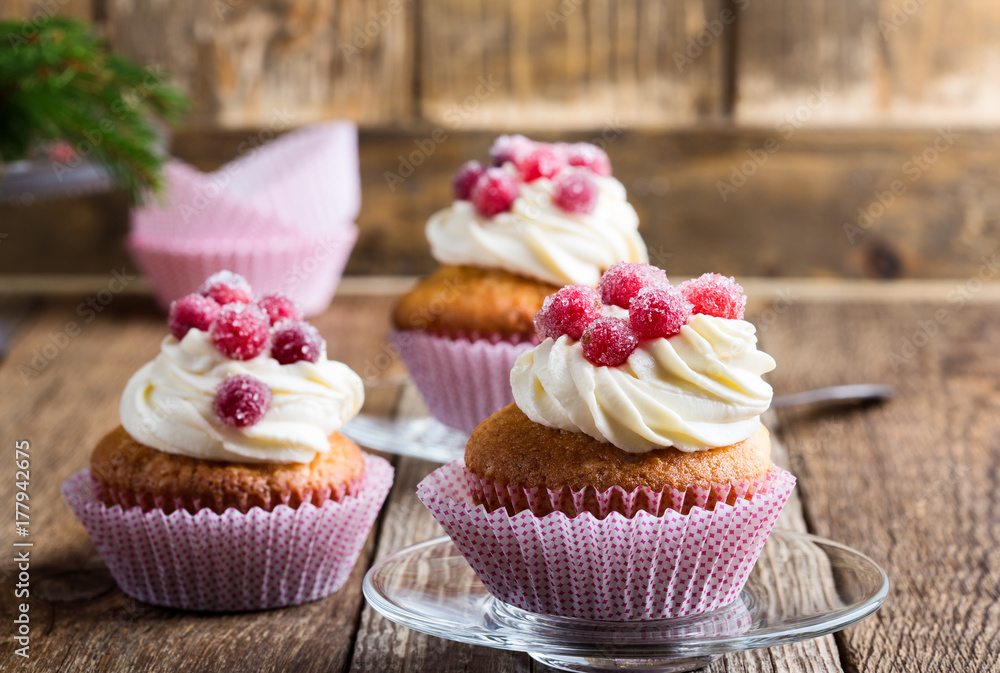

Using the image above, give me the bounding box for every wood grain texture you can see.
[765,302,1000,672]
[5,128,999,282]
[103,0,414,130]
[735,0,1000,125]
[419,0,728,130]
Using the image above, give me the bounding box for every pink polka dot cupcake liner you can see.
[417,459,795,620]
[390,329,536,433]
[128,122,362,317]
[128,222,357,318]
[62,454,393,612]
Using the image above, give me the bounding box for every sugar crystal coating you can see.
[553,172,599,214]
[271,320,323,364]
[209,303,270,360]
[563,142,612,177]
[213,374,272,427]
[629,285,693,339]
[453,160,485,200]
[678,273,747,320]
[256,292,302,325]
[598,262,669,308]
[489,134,534,167]
[517,145,563,182]
[199,270,252,305]
[168,293,220,340]
[582,316,638,366]
[534,285,602,340]
[471,168,519,217]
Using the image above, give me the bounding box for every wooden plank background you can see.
[3,128,999,281]
[3,0,1000,129]
[2,0,1000,283]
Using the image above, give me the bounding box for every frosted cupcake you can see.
[418,265,795,619]
[63,271,394,611]
[392,135,648,432]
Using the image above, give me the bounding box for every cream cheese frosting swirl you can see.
[511,314,775,453]
[427,166,647,286]
[121,329,364,464]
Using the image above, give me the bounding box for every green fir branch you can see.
[0,18,189,202]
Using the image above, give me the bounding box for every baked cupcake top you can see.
[121,272,364,465]
[511,265,775,453]
[426,135,647,287]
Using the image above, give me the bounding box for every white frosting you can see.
[120,330,364,464]
[511,314,775,453]
[427,166,647,286]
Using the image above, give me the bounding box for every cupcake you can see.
[62,271,394,611]
[392,135,648,432]
[417,265,795,620]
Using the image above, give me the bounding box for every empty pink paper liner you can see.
[62,454,393,612]
[390,329,535,433]
[128,122,362,317]
[129,223,357,317]
[417,459,795,620]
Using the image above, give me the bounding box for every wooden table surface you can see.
[1,281,997,672]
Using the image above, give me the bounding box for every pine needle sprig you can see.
[0,18,189,202]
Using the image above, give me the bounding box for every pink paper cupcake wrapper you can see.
[417,459,795,620]
[128,224,357,317]
[390,329,534,433]
[62,454,393,612]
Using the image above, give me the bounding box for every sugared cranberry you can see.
[168,293,220,340]
[489,134,534,167]
[582,317,638,367]
[471,168,519,217]
[271,320,323,365]
[199,271,252,305]
[598,262,669,309]
[517,145,563,182]
[564,143,611,177]
[256,292,301,325]
[213,375,272,428]
[533,285,602,340]
[210,303,270,360]
[678,273,747,320]
[553,172,599,214]
[629,286,693,339]
[453,160,485,200]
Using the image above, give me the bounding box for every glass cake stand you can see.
[363,530,889,672]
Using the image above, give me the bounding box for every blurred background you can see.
[1,0,998,288]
